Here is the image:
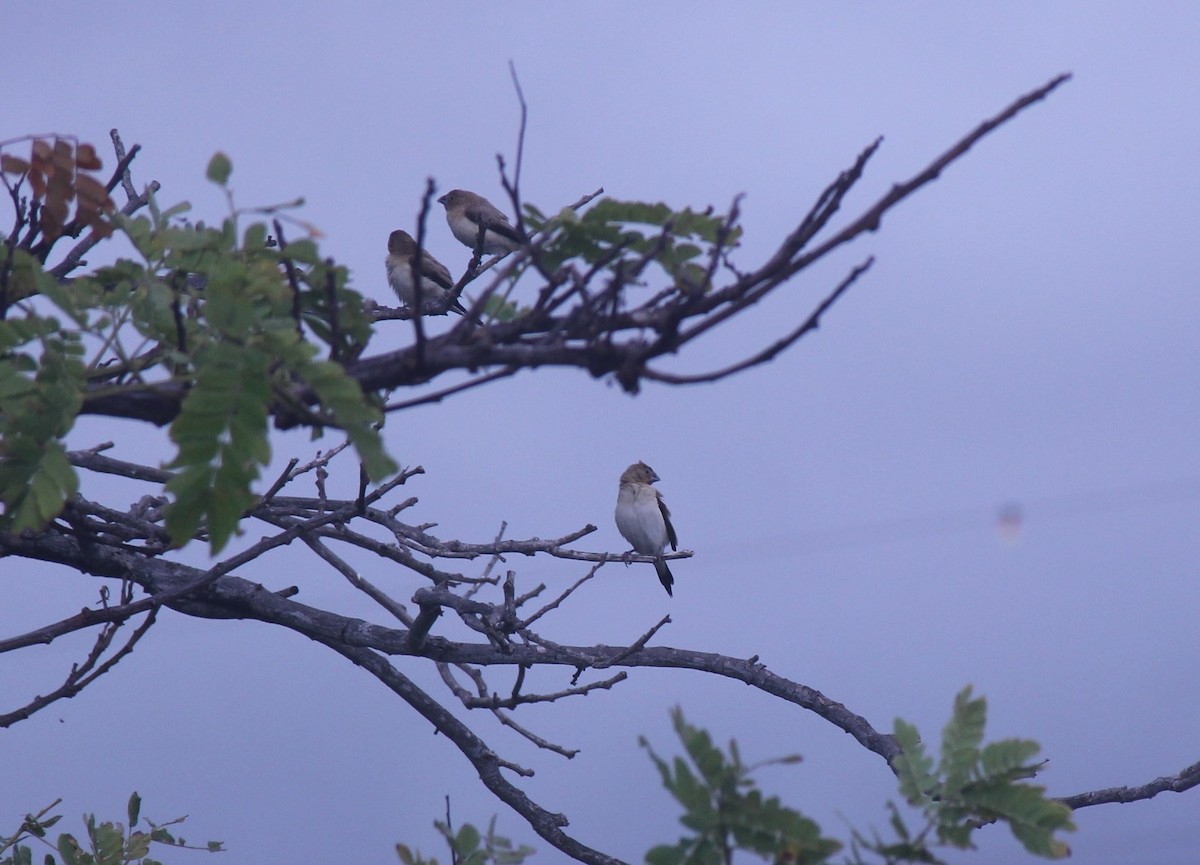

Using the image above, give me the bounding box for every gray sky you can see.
[3,3,1198,863]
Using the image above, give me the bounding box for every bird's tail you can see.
[654,558,674,597]
[451,300,484,326]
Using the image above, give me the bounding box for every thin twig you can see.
[1057,760,1200,809]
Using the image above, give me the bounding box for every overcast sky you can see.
[3,3,1198,864]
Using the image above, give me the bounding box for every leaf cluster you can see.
[526,198,740,291]
[640,707,840,865]
[0,309,83,530]
[1,147,396,550]
[396,817,534,865]
[1,793,222,865]
[1,137,114,244]
[881,687,1075,861]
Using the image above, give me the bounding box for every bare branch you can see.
[410,178,437,362]
[0,588,157,657]
[453,661,628,711]
[644,257,875,385]
[1,586,158,728]
[441,663,581,758]
[1058,759,1200,809]
[384,367,520,413]
[592,615,672,671]
[315,638,622,864]
[519,561,604,629]
[794,73,1072,275]
[108,128,140,200]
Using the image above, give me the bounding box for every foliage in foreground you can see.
[2,688,1071,865]
[0,792,222,865]
[396,816,535,865]
[883,687,1074,861]
[641,707,840,865]
[396,687,1074,865]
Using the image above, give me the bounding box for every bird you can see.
[437,189,525,255]
[385,229,470,317]
[615,461,678,596]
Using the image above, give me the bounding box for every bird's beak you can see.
[436,194,447,205]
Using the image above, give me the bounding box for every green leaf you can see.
[123,831,150,860]
[56,834,81,865]
[160,200,192,221]
[669,758,711,814]
[238,222,266,251]
[939,686,987,797]
[206,152,232,185]
[980,739,1042,780]
[966,781,1075,857]
[281,239,320,265]
[892,719,936,805]
[164,343,272,551]
[147,186,163,228]
[0,327,85,529]
[452,823,481,855]
[0,439,78,531]
[92,822,122,863]
[1,248,57,304]
[292,357,395,481]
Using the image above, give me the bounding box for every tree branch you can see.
[316,637,626,865]
[73,76,1071,428]
[1058,759,1200,809]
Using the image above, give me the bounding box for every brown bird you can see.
[437,189,525,255]
[385,229,469,317]
[615,461,678,596]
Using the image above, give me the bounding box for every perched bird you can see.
[437,189,525,255]
[385,229,469,317]
[615,461,679,596]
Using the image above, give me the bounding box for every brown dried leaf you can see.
[41,196,70,241]
[86,219,115,241]
[76,142,102,171]
[47,172,74,205]
[75,174,112,210]
[51,139,74,175]
[28,168,47,199]
[76,190,115,238]
[0,154,30,175]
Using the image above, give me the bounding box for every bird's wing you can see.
[657,493,678,551]
[417,251,454,289]
[466,203,524,244]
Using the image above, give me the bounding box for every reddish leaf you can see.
[75,174,112,210]
[51,139,74,174]
[0,154,30,175]
[47,171,74,206]
[86,220,115,240]
[41,196,69,240]
[28,168,47,199]
[75,142,102,170]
